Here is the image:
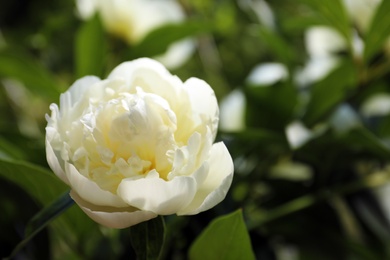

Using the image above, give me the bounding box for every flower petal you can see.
[117,172,197,215]
[177,142,234,215]
[65,162,128,207]
[70,191,157,229]
[184,77,219,138]
[46,127,69,185]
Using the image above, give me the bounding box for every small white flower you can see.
[46,58,234,228]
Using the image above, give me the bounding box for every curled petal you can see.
[70,191,157,229]
[117,172,197,215]
[46,128,69,185]
[60,76,100,114]
[65,162,128,207]
[177,142,233,215]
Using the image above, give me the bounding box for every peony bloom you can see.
[76,0,195,70]
[45,58,234,228]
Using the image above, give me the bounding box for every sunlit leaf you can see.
[127,21,209,59]
[130,216,165,260]
[189,209,255,260]
[75,14,107,78]
[363,0,390,62]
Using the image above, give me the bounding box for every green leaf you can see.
[300,0,351,49]
[128,21,209,59]
[0,158,67,205]
[245,81,297,131]
[258,26,294,64]
[189,209,255,260]
[339,127,390,159]
[363,0,390,62]
[302,59,357,127]
[0,136,27,160]
[0,157,98,255]
[75,14,107,78]
[5,192,74,260]
[0,49,61,100]
[130,216,166,260]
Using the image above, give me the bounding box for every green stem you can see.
[252,173,386,227]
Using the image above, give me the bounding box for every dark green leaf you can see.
[302,59,358,127]
[130,216,166,260]
[128,21,209,59]
[0,136,27,160]
[0,157,98,255]
[0,158,67,205]
[258,26,294,64]
[363,0,390,61]
[75,14,107,78]
[339,127,390,159]
[5,192,74,260]
[0,49,61,100]
[189,209,255,260]
[245,81,297,131]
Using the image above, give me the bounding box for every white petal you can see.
[70,191,157,229]
[45,131,69,185]
[246,63,288,86]
[60,76,100,112]
[65,162,128,207]
[305,26,346,58]
[117,173,197,215]
[285,121,312,149]
[154,38,195,70]
[177,142,234,215]
[361,93,390,117]
[76,0,98,20]
[219,89,246,132]
[184,77,219,137]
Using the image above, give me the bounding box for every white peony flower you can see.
[75,0,195,70]
[45,58,234,228]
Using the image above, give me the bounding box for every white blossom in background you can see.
[75,0,195,70]
[330,104,361,133]
[246,62,288,86]
[296,26,345,87]
[285,121,312,149]
[361,94,390,117]
[219,89,246,132]
[238,0,276,30]
[45,58,234,228]
[343,0,381,32]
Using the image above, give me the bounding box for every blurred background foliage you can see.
[2,0,390,259]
